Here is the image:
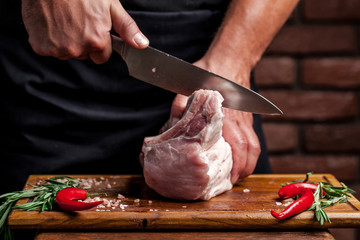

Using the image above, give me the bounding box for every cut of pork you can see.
[140,89,233,200]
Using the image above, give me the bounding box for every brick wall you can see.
[254,1,360,239]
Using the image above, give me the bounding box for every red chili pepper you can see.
[278,182,325,199]
[56,188,103,211]
[271,188,314,220]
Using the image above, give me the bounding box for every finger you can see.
[237,121,261,179]
[110,0,149,49]
[170,95,188,118]
[75,53,90,61]
[169,94,188,125]
[225,126,248,184]
[58,44,90,61]
[89,35,113,64]
[222,115,248,184]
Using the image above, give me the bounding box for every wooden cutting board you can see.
[8,174,360,230]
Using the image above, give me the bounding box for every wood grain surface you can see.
[8,174,360,230]
[34,230,335,240]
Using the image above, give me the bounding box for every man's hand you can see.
[170,93,260,184]
[21,0,149,63]
[222,108,260,183]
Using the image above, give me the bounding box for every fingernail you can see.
[134,32,149,48]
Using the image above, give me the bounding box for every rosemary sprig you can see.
[0,176,84,240]
[281,172,313,186]
[309,182,355,225]
[309,183,331,225]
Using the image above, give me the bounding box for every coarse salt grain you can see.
[107,184,112,189]
[119,204,128,210]
[243,189,250,193]
[35,178,43,186]
[182,206,187,209]
[276,202,282,206]
[134,199,140,203]
[148,200,152,204]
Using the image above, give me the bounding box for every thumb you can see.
[110,0,149,49]
[169,94,188,125]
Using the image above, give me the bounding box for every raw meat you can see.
[140,89,233,200]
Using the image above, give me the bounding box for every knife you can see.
[111,35,282,115]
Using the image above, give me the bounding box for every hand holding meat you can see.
[21,0,149,64]
[169,93,260,186]
[141,90,233,200]
[222,109,260,183]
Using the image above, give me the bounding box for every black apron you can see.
[0,0,270,194]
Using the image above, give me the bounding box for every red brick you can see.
[267,26,357,55]
[254,57,296,88]
[269,155,359,182]
[303,0,360,21]
[302,58,360,88]
[262,123,297,153]
[260,90,357,121]
[304,124,360,152]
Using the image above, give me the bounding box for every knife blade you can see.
[111,35,282,115]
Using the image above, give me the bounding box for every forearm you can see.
[201,0,299,87]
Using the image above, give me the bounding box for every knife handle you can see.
[111,34,127,59]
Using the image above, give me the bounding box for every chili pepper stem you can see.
[87,192,107,197]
